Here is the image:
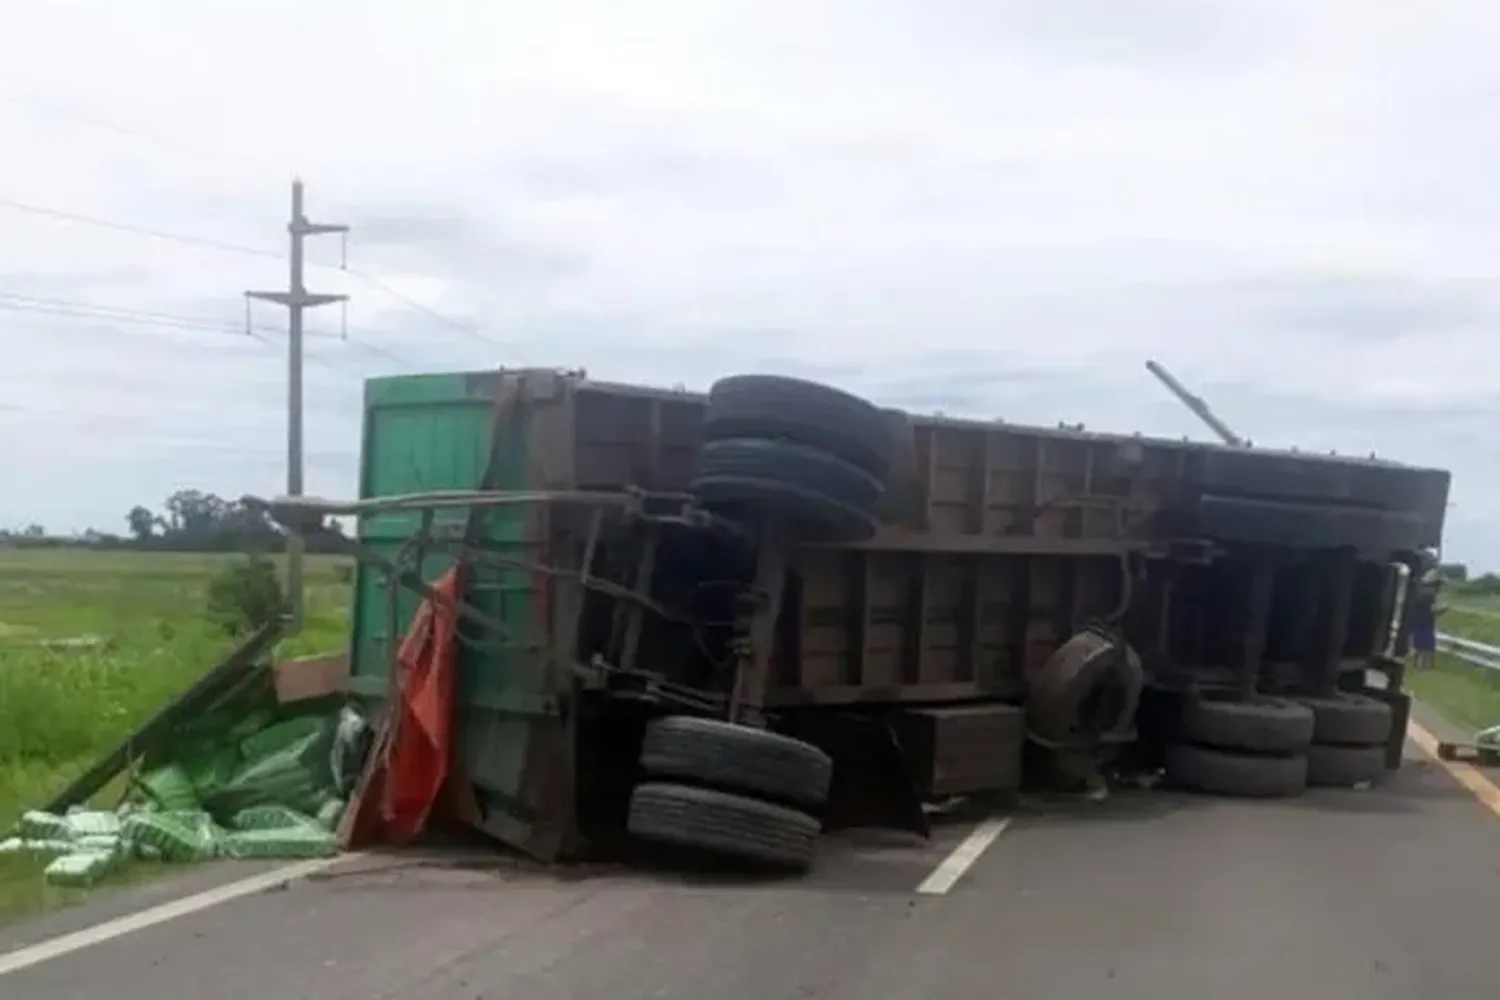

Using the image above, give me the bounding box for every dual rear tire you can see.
[626,716,832,873]
[1166,693,1393,797]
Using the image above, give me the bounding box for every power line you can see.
[0,196,285,260]
[0,295,365,377]
[341,267,501,348]
[0,291,275,342]
[1,410,360,460]
[0,91,286,178]
[0,195,504,353]
[0,290,417,369]
[0,95,504,349]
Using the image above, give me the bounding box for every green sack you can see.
[74,834,123,856]
[239,716,326,764]
[0,837,73,856]
[203,765,326,819]
[120,810,222,863]
[62,810,122,838]
[44,850,118,887]
[222,826,338,860]
[179,747,243,797]
[203,727,334,819]
[18,811,71,841]
[231,805,317,832]
[135,764,200,812]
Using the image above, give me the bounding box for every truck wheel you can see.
[627,782,821,872]
[640,716,834,808]
[690,438,881,541]
[1165,743,1308,798]
[703,375,891,479]
[1181,696,1315,754]
[1306,743,1385,788]
[694,438,884,514]
[1295,694,1392,747]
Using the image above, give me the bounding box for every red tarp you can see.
[341,568,460,848]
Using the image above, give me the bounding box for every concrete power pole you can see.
[247,179,348,634]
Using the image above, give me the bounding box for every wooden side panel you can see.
[572,389,704,493]
[558,380,1439,704]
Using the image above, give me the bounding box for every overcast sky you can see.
[0,2,1496,564]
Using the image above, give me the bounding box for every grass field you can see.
[0,547,352,925]
[1409,601,1500,733]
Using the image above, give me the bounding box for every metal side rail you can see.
[1437,632,1500,671]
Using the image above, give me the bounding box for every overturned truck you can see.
[267,367,1449,872]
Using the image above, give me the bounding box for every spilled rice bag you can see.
[43,850,118,888]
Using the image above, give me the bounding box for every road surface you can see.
[3,719,1499,999]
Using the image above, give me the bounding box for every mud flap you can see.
[1375,690,1412,771]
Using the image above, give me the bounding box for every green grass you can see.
[0,548,352,925]
[1408,655,1500,733]
[1438,606,1500,647]
[1407,603,1500,734]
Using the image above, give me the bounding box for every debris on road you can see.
[11,637,372,886]
[1435,724,1500,766]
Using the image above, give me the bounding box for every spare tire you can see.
[703,375,890,479]
[691,437,881,542]
[1296,694,1392,747]
[1181,696,1314,755]
[640,716,834,808]
[627,782,821,872]
[1165,743,1307,798]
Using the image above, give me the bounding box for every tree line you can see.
[0,489,348,554]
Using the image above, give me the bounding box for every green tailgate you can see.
[349,372,567,854]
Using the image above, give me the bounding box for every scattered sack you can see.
[62,809,122,838]
[203,725,332,819]
[222,825,338,860]
[0,837,74,856]
[44,851,118,888]
[18,811,71,841]
[135,764,201,812]
[239,716,326,763]
[74,835,124,855]
[180,747,242,798]
[231,805,315,832]
[18,702,368,883]
[120,810,222,863]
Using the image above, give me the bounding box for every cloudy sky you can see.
[0,1,1496,563]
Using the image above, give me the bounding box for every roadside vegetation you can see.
[0,547,352,924]
[1407,583,1500,734]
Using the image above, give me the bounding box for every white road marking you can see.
[0,853,362,978]
[915,817,1010,895]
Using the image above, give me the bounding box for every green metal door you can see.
[349,372,568,855]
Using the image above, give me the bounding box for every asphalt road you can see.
[5,735,1500,999]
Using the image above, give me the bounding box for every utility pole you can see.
[247,179,348,634]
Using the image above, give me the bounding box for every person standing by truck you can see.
[1409,571,1446,671]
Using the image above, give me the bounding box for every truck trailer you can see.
[263,366,1450,872]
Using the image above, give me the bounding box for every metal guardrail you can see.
[1437,632,1500,671]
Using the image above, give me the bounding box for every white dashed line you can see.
[915,817,1010,895]
[0,854,363,978]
